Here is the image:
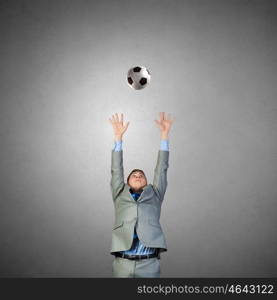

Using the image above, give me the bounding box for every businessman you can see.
[108,112,173,277]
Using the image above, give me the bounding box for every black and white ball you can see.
[127,66,151,90]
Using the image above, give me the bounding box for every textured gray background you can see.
[0,0,277,277]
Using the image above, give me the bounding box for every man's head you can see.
[127,169,147,193]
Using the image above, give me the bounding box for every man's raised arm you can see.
[109,113,130,201]
[153,112,174,201]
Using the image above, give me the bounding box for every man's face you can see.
[128,171,147,192]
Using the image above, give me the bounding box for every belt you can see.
[114,251,159,260]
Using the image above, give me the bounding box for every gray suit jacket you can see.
[110,149,169,255]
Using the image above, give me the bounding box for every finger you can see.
[112,115,116,122]
[115,113,119,122]
[159,112,162,121]
[155,120,161,126]
[124,121,130,130]
[120,113,123,123]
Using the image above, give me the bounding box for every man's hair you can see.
[127,169,147,184]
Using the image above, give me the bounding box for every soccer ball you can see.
[127,66,151,90]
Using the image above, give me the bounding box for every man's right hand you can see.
[109,113,130,141]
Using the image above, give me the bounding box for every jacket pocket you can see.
[148,219,161,228]
[113,221,124,230]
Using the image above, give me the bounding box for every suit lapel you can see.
[123,184,153,202]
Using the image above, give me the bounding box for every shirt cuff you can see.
[113,140,123,151]
[160,139,169,151]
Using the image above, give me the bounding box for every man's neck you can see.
[130,188,143,194]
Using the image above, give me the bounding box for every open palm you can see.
[109,113,130,137]
[154,112,173,133]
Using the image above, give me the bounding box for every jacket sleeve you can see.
[110,150,125,201]
[152,150,169,201]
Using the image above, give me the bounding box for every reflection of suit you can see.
[110,149,169,255]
